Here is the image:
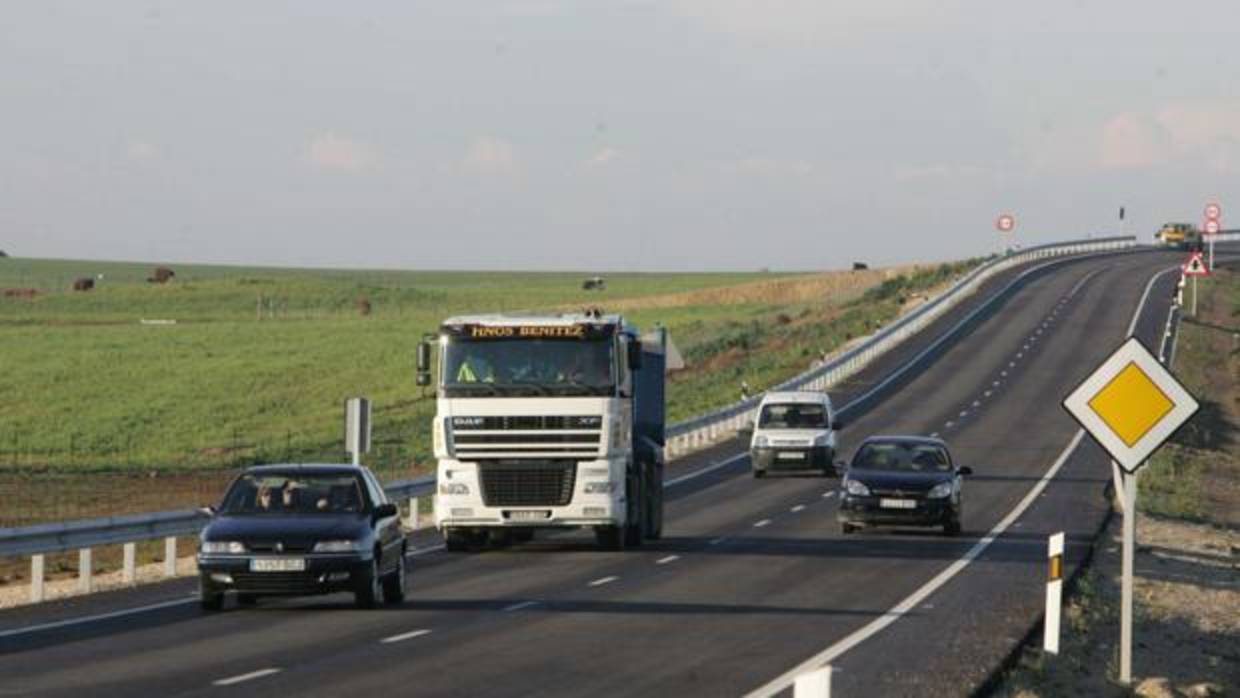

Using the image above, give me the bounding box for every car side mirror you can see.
[957,466,973,476]
[374,503,398,520]
[416,341,432,387]
[832,418,845,430]
[198,505,216,517]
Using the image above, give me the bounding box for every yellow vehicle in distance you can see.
[1156,222,1203,251]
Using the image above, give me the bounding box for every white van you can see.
[749,391,839,478]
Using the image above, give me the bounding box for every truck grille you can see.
[478,461,576,507]
[450,415,603,458]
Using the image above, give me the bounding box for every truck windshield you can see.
[759,403,829,429]
[442,338,616,397]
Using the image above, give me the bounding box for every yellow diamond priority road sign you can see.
[1063,337,1199,473]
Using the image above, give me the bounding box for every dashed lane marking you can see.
[588,576,619,587]
[503,601,540,612]
[213,668,282,687]
[656,555,680,565]
[381,629,432,644]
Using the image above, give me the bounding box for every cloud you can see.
[587,146,622,167]
[721,157,814,178]
[1099,112,1173,169]
[126,140,161,163]
[462,136,518,175]
[305,132,377,173]
[671,0,961,41]
[894,164,987,182]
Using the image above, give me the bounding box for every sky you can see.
[2,1,1239,271]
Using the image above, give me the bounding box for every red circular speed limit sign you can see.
[996,214,1015,232]
[1205,203,1221,220]
[1205,219,1221,235]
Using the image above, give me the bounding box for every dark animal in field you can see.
[3,288,38,299]
[0,250,8,258]
[148,267,175,284]
[358,297,372,316]
[582,276,606,291]
[852,262,869,271]
[72,277,95,292]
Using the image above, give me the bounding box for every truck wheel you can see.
[595,525,624,551]
[624,471,644,547]
[513,529,535,543]
[753,469,766,479]
[646,470,664,540]
[236,593,258,607]
[444,529,471,552]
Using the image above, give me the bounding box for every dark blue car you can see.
[837,436,972,536]
[197,464,407,610]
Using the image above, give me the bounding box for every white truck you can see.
[417,312,667,551]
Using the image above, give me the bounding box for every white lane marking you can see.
[709,537,728,545]
[822,491,835,498]
[1009,361,1015,367]
[745,259,1171,698]
[984,391,992,398]
[503,601,539,612]
[665,452,748,487]
[929,432,939,438]
[958,411,968,418]
[944,421,954,428]
[753,519,771,528]
[1126,266,1179,336]
[410,545,446,557]
[381,629,432,644]
[1000,370,1007,377]
[790,505,806,513]
[0,597,195,639]
[588,576,618,587]
[213,668,282,687]
[656,555,680,565]
[972,401,980,407]
[744,430,1087,698]
[1016,352,1023,359]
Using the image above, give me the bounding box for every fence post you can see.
[78,548,93,594]
[123,542,137,584]
[31,554,45,603]
[164,537,177,577]
[407,496,420,530]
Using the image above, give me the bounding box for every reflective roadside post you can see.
[1062,337,1199,685]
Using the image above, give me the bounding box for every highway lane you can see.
[0,249,1188,697]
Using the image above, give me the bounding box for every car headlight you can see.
[313,540,364,553]
[927,481,954,499]
[844,479,871,497]
[200,541,245,554]
[584,481,616,494]
[439,482,470,496]
[754,435,769,448]
[812,434,830,447]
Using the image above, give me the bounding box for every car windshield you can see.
[852,443,951,472]
[442,337,616,397]
[220,473,367,515]
[758,403,829,429]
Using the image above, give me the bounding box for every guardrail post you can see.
[407,496,421,530]
[164,536,177,577]
[123,542,136,584]
[31,554,45,603]
[78,548,93,594]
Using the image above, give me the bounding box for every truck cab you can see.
[420,313,666,551]
[749,391,839,478]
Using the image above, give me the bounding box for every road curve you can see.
[0,248,1196,697]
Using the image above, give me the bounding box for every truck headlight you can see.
[844,479,871,497]
[926,481,953,499]
[584,481,616,494]
[314,540,364,553]
[439,482,470,496]
[200,541,245,554]
[754,435,769,448]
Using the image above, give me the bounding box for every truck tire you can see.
[595,525,624,550]
[624,470,644,547]
[644,462,663,540]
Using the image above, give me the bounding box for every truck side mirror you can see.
[627,339,643,371]
[416,341,432,386]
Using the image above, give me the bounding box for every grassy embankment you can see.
[0,256,978,523]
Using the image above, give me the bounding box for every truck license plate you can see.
[777,451,805,460]
[250,558,305,572]
[509,510,549,521]
[879,499,917,509]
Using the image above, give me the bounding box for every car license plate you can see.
[509,510,548,521]
[250,558,305,572]
[777,451,805,460]
[879,498,917,509]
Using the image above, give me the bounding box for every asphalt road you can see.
[0,248,1197,697]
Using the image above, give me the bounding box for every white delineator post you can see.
[1120,472,1137,685]
[30,554,45,603]
[1044,531,1065,654]
[78,549,93,593]
[164,536,177,577]
[793,666,832,698]
[123,542,137,584]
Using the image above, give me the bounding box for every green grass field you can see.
[0,255,978,522]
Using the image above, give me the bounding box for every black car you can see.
[197,464,407,610]
[837,436,972,535]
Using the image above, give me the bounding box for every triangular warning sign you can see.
[1183,252,1209,276]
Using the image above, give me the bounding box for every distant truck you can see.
[417,312,667,551]
[1156,222,1203,251]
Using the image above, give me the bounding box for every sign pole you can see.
[1192,275,1198,317]
[1209,235,1215,271]
[1119,471,1137,685]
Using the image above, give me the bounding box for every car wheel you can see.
[236,593,258,607]
[199,579,224,612]
[382,551,407,605]
[354,558,381,609]
[943,517,961,536]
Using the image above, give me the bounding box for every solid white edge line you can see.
[588,576,618,587]
[664,452,749,487]
[742,429,1087,698]
[503,601,539,612]
[753,519,771,528]
[381,629,432,644]
[212,667,281,686]
[0,597,195,639]
[745,258,1175,698]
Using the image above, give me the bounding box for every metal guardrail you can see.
[0,235,1137,603]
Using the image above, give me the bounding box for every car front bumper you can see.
[751,445,833,472]
[197,553,374,596]
[838,495,955,527]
